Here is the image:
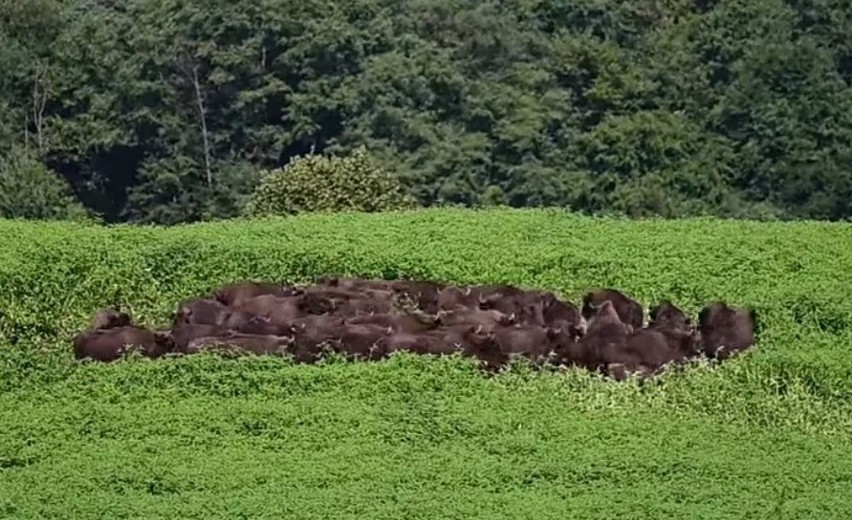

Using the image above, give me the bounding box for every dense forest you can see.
[1,0,850,224]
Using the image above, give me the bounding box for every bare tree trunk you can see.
[32,62,49,154]
[191,65,213,188]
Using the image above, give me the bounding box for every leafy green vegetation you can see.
[0,208,851,518]
[244,147,416,217]
[2,0,851,223]
[0,148,93,222]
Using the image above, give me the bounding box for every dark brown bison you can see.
[478,292,546,327]
[291,314,348,329]
[541,294,587,335]
[586,300,632,336]
[311,279,397,302]
[304,286,369,300]
[388,326,506,370]
[623,328,701,373]
[436,283,522,309]
[172,298,258,329]
[171,323,232,352]
[475,284,527,298]
[233,316,289,336]
[385,330,450,356]
[436,283,522,310]
[437,286,481,310]
[582,288,644,329]
[284,315,348,346]
[559,301,631,370]
[582,298,699,376]
[603,363,632,381]
[565,299,702,379]
[464,334,509,371]
[653,327,703,360]
[572,333,643,376]
[334,297,392,316]
[233,295,306,326]
[390,280,445,314]
[185,333,294,356]
[174,298,235,326]
[436,306,515,327]
[287,315,349,347]
[697,301,757,359]
[491,325,561,365]
[89,308,132,330]
[649,300,692,331]
[74,326,175,362]
[331,323,394,361]
[294,292,338,315]
[173,298,254,328]
[286,326,343,363]
[214,281,303,307]
[345,313,442,334]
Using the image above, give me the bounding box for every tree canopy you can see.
[1,0,850,223]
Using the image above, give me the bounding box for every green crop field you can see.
[1,208,852,519]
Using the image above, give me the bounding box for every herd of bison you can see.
[73,277,758,380]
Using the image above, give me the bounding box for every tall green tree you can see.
[0,0,850,223]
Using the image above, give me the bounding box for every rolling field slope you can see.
[1,208,851,519]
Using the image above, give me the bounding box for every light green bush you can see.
[243,146,417,217]
[0,150,93,222]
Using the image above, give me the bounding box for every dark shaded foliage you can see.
[1,0,850,223]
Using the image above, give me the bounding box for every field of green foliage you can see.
[1,208,852,519]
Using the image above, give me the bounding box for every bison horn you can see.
[386,326,394,335]
[576,316,588,334]
[474,324,483,334]
[463,287,472,296]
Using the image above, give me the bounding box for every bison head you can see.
[544,327,561,342]
[90,308,132,330]
[574,316,588,336]
[153,330,177,355]
[316,276,339,287]
[698,301,731,328]
[688,329,703,354]
[586,300,624,332]
[497,312,516,326]
[477,293,501,308]
[649,299,691,330]
[299,293,336,315]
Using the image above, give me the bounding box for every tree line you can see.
[1,0,851,224]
